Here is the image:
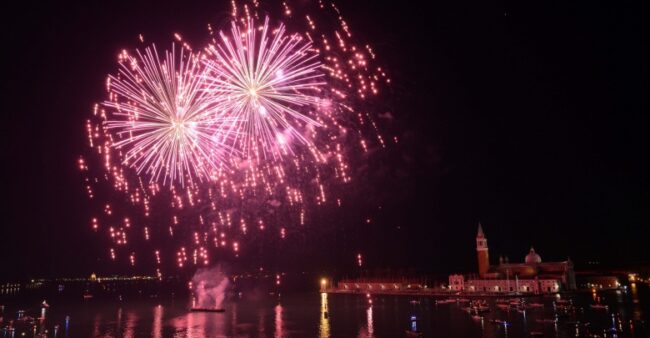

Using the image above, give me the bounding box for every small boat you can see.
[536,318,557,324]
[590,304,608,310]
[82,291,93,300]
[190,308,225,312]
[490,319,510,326]
[409,300,421,305]
[475,306,490,313]
[407,315,422,336]
[497,304,510,310]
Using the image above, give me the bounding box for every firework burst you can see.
[205,17,325,159]
[105,44,233,186]
[81,0,392,274]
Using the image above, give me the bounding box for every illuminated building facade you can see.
[449,224,576,293]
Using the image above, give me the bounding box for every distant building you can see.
[449,224,576,293]
[337,278,426,292]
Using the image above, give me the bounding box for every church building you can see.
[449,224,576,293]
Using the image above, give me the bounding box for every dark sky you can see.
[1,0,648,279]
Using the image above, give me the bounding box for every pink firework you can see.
[105,44,233,186]
[205,17,325,159]
[81,0,391,274]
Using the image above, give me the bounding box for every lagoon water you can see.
[1,285,648,337]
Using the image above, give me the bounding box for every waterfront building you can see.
[336,278,426,292]
[449,224,576,294]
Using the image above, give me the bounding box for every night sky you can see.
[2,0,648,279]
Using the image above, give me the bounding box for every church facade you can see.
[449,224,576,294]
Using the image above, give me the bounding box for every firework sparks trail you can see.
[80,0,392,275]
[105,44,234,186]
[205,17,326,159]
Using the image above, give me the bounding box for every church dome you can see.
[525,247,542,264]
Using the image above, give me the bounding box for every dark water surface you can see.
[2,286,648,337]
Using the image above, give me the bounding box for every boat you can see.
[190,308,225,312]
[409,300,420,305]
[82,291,93,300]
[590,304,608,310]
[475,306,491,313]
[405,330,423,337]
[536,318,557,324]
[406,315,422,336]
[490,319,510,326]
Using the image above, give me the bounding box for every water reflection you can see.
[319,292,330,338]
[116,307,122,335]
[258,308,266,337]
[631,283,643,321]
[363,306,375,338]
[2,287,649,338]
[123,311,138,338]
[92,314,101,337]
[274,304,283,338]
[153,305,162,338]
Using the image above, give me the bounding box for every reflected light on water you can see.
[123,311,138,338]
[153,305,163,338]
[630,283,643,322]
[320,292,330,338]
[116,307,123,336]
[275,304,284,338]
[3,288,648,337]
[366,305,375,338]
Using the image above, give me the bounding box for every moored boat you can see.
[190,308,225,312]
[589,304,608,310]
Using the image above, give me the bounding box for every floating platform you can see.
[190,308,225,313]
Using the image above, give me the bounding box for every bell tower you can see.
[476,223,490,278]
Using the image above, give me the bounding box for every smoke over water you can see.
[192,266,229,309]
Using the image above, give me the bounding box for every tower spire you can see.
[476,222,489,278]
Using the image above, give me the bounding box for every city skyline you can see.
[1,0,649,279]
